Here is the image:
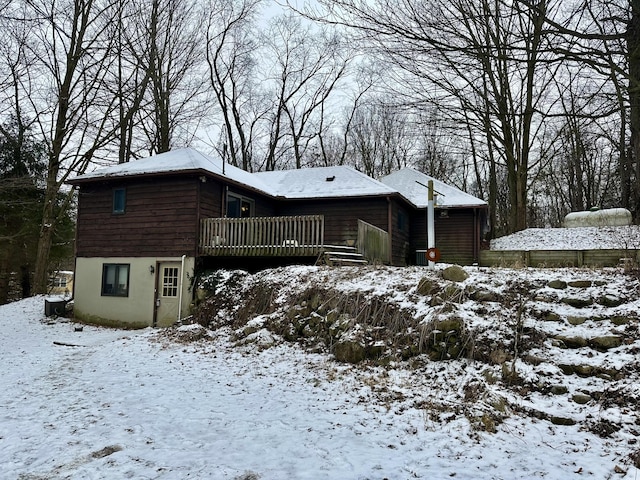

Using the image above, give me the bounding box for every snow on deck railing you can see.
[200,215,325,256]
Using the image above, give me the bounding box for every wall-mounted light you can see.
[149,265,155,274]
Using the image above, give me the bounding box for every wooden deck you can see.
[200,215,325,256]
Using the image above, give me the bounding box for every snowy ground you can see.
[490,225,640,251]
[1,265,639,479]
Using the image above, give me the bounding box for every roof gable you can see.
[380,168,486,208]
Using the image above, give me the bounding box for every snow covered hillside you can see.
[2,263,639,479]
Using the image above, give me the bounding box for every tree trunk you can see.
[20,265,31,298]
[488,151,498,238]
[627,0,640,220]
[33,180,58,294]
[516,169,528,231]
[0,247,9,305]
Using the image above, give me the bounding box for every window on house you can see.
[113,188,126,214]
[398,211,407,232]
[226,193,253,218]
[162,267,179,297]
[101,264,130,296]
[53,276,67,288]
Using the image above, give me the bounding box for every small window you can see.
[398,211,407,231]
[162,267,179,297]
[53,276,67,288]
[101,264,130,296]
[113,188,126,214]
[226,193,253,218]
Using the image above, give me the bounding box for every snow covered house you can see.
[381,168,488,265]
[68,148,487,327]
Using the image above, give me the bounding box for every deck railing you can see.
[200,215,325,256]
[357,219,390,264]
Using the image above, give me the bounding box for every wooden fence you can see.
[357,220,390,264]
[200,215,324,256]
[479,249,640,268]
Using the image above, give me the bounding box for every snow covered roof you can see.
[69,148,275,196]
[380,167,487,208]
[254,165,397,199]
[70,149,398,201]
[69,150,484,208]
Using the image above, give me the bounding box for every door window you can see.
[162,267,179,297]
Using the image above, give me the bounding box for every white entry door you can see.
[155,262,181,327]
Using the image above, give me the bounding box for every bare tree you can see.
[107,0,155,163]
[263,14,351,170]
[413,109,465,185]
[346,99,414,177]
[314,66,374,166]
[105,0,210,157]
[2,0,127,293]
[516,0,640,219]
[303,0,564,233]
[93,0,212,162]
[141,0,208,154]
[205,0,266,171]
[0,0,193,291]
[536,68,619,224]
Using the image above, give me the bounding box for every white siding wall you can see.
[74,256,194,328]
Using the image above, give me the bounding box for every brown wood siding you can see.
[198,181,276,218]
[436,210,476,265]
[199,181,223,218]
[277,197,390,247]
[390,200,411,266]
[75,170,483,267]
[253,196,277,217]
[411,208,480,265]
[410,211,426,254]
[76,177,200,258]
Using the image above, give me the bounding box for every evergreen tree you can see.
[0,120,73,304]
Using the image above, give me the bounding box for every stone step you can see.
[552,334,624,351]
